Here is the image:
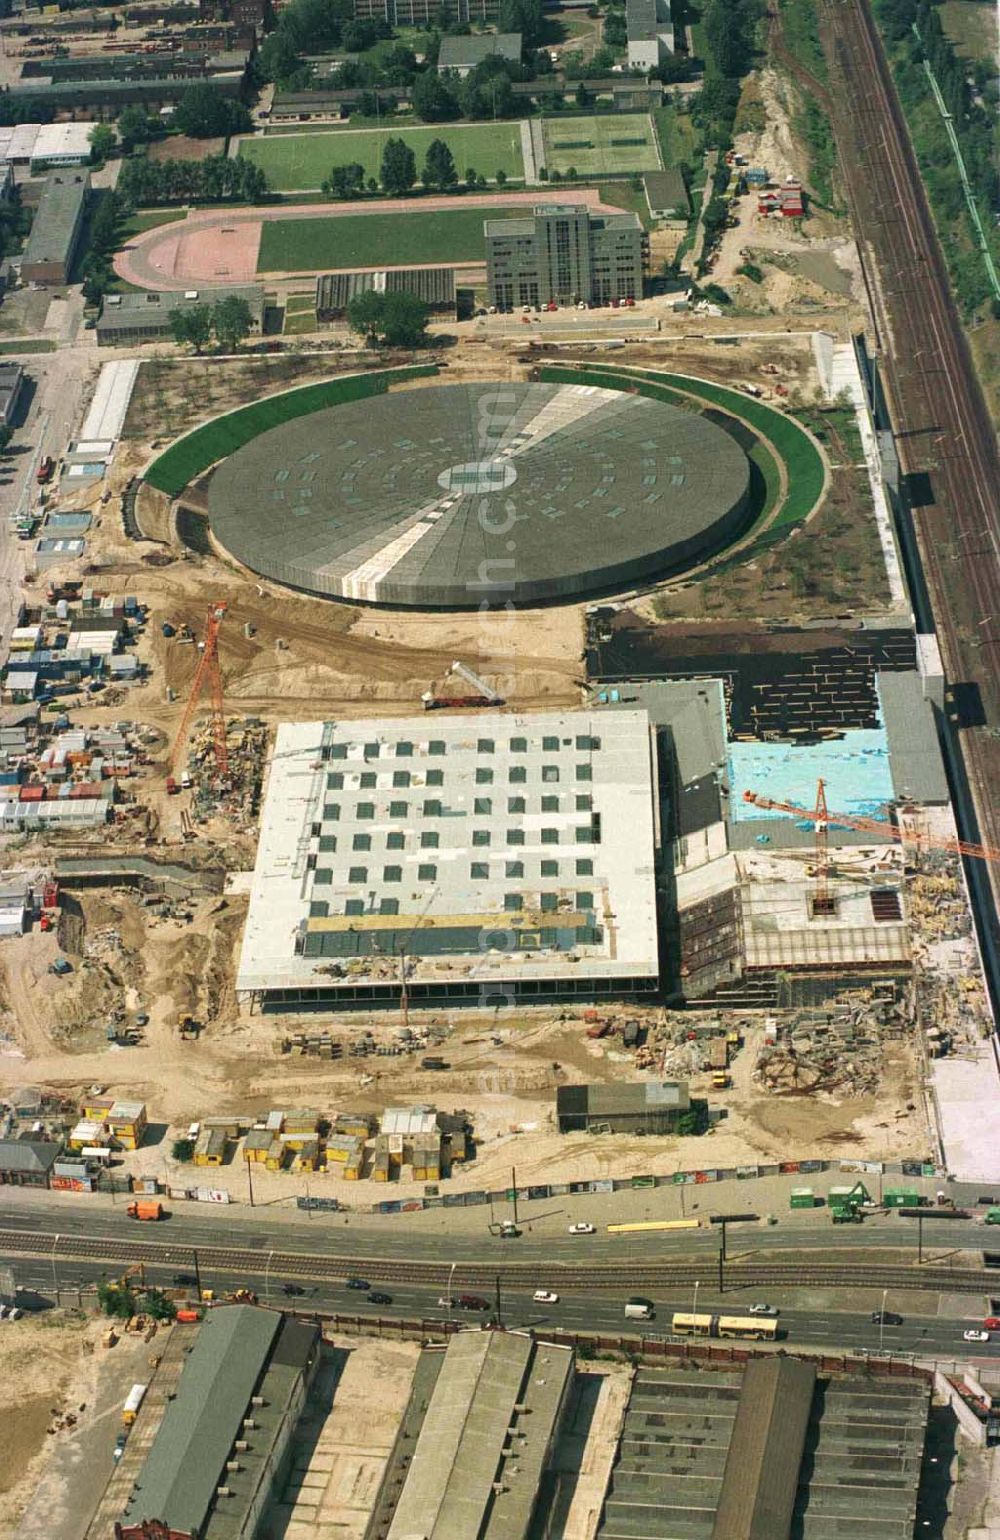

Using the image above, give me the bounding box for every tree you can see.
[213,294,254,350]
[117,105,155,153]
[380,135,416,195]
[88,122,116,166]
[323,161,366,199]
[412,69,461,121]
[169,305,213,353]
[144,1290,177,1321]
[97,1282,136,1319]
[495,167,507,186]
[575,80,593,108]
[422,137,457,190]
[173,84,251,139]
[346,288,386,342]
[346,289,429,346]
[499,0,544,50]
[465,164,478,188]
[171,1137,195,1162]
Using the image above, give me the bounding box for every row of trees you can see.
[119,153,269,207]
[82,188,128,304]
[322,136,508,198]
[170,295,257,353]
[691,0,764,268]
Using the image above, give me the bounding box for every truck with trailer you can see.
[122,1384,147,1425]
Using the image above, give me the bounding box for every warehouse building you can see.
[485,203,647,309]
[116,1305,321,1540]
[353,0,500,26]
[643,168,690,223]
[626,0,674,68]
[597,1360,929,1539]
[315,266,456,321]
[556,1079,691,1134]
[236,710,660,1010]
[0,362,24,426]
[438,31,521,75]
[96,285,264,348]
[20,171,89,286]
[385,1331,575,1540]
[0,1137,61,1187]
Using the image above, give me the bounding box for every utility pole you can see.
[246,1152,255,1209]
[918,1212,923,1265]
[192,1247,202,1301]
[718,1222,726,1294]
[494,1273,502,1327]
[511,1166,519,1227]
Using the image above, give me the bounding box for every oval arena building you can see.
[206,379,752,608]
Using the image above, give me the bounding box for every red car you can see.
[984,1316,1000,1329]
[36,456,55,484]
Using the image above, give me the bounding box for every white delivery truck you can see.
[625,1298,655,1321]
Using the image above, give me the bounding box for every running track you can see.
[114,189,617,291]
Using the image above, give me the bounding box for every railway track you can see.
[2,1228,994,1294]
[819,0,1000,919]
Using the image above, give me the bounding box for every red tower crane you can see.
[743,779,1000,867]
[168,604,228,783]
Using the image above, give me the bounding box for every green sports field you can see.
[239,122,525,191]
[541,113,661,177]
[257,204,527,273]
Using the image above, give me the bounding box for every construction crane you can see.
[168,604,228,784]
[743,780,1000,875]
[422,660,504,711]
[397,885,438,1029]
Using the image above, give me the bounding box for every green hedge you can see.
[144,363,438,497]
[538,363,826,530]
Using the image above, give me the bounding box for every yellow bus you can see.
[607,1218,702,1235]
[671,1312,778,1342]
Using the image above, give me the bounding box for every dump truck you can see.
[224,1288,258,1304]
[709,1038,729,1072]
[126,1200,164,1222]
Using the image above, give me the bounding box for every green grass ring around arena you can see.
[142,364,438,498]
[536,363,828,532]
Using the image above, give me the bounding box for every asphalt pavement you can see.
[0,1194,993,1265]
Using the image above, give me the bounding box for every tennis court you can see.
[541,113,661,178]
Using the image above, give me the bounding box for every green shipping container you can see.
[789,1188,816,1208]
[884,1189,920,1207]
[984,1208,1000,1225]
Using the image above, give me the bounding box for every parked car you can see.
[964,1329,990,1342]
[367,1290,392,1305]
[568,1222,595,1235]
[172,1273,197,1287]
[282,1283,305,1296]
[749,1303,778,1317]
[533,1290,559,1305]
[345,1277,370,1291]
[983,1316,1000,1329]
[871,1311,903,1326]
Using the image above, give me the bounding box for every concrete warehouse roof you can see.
[0,1138,60,1173]
[713,1358,816,1540]
[96,285,264,338]
[119,1306,280,1536]
[438,30,521,69]
[207,381,751,608]
[20,172,87,271]
[235,710,660,1004]
[386,1331,574,1540]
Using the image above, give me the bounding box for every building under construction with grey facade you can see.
[484,204,647,309]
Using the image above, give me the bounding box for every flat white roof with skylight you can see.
[237,710,660,1008]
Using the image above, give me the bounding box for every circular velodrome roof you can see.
[207,380,751,608]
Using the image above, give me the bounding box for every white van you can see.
[625,1299,655,1321]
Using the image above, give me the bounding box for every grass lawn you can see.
[118,210,186,241]
[541,113,661,177]
[591,180,653,228]
[239,121,525,191]
[653,104,699,168]
[257,204,527,272]
[939,0,996,58]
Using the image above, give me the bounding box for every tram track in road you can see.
[2,1227,995,1294]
